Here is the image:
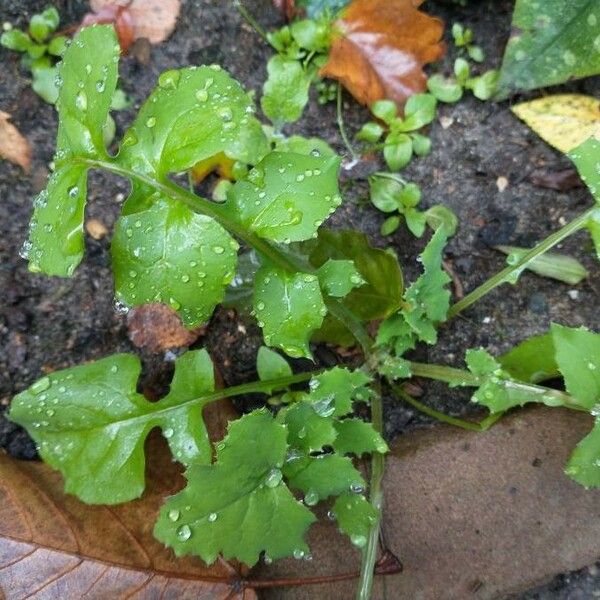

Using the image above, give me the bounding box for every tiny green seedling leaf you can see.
[332,418,388,456]
[257,346,293,380]
[9,350,216,504]
[254,265,325,358]
[155,410,316,566]
[427,74,463,103]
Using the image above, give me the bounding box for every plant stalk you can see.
[448,206,598,318]
[337,84,360,163]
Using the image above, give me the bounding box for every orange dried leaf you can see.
[0,111,31,172]
[320,0,445,110]
[90,0,181,46]
[0,443,255,599]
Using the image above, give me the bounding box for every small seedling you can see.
[452,22,485,62]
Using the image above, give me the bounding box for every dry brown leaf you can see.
[127,303,204,353]
[90,0,181,46]
[0,111,32,172]
[320,0,445,110]
[0,439,256,599]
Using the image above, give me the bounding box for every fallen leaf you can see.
[0,438,255,599]
[530,168,582,191]
[0,111,32,172]
[512,94,600,154]
[127,303,204,353]
[90,0,181,47]
[319,0,445,110]
[85,218,109,240]
[81,4,135,52]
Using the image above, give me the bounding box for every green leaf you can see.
[332,492,378,548]
[8,350,216,504]
[499,333,558,383]
[47,35,68,57]
[289,19,331,52]
[424,205,458,235]
[402,228,451,343]
[371,99,397,124]
[1,29,33,52]
[25,25,119,276]
[154,410,315,566]
[467,70,499,101]
[257,346,293,380]
[273,134,336,157]
[29,8,60,42]
[357,121,385,143]
[404,208,427,238]
[569,136,600,204]
[381,215,400,236]
[565,419,600,487]
[410,133,431,157]
[397,93,437,131]
[496,0,600,97]
[279,399,337,453]
[332,418,388,455]
[588,212,600,260]
[308,367,371,417]
[227,151,341,243]
[398,183,421,208]
[31,65,59,104]
[112,193,238,328]
[454,58,470,84]
[427,74,463,103]
[383,132,412,171]
[254,265,326,358]
[468,45,485,63]
[118,65,268,179]
[283,455,364,504]
[317,259,364,297]
[369,175,402,213]
[551,324,600,411]
[261,56,311,126]
[309,229,404,321]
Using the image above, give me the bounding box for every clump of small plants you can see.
[8,17,600,600]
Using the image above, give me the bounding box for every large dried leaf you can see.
[0,111,31,172]
[320,0,445,110]
[90,0,181,47]
[0,441,255,599]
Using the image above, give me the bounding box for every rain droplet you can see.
[265,468,283,488]
[208,512,218,522]
[176,524,192,541]
[213,246,224,254]
[31,377,51,395]
[164,427,174,439]
[146,116,157,128]
[350,534,367,548]
[168,509,180,522]
[195,89,208,102]
[75,90,87,111]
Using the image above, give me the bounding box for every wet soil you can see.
[0,0,599,597]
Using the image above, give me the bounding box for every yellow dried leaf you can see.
[512,94,600,154]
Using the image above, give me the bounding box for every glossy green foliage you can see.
[358,95,437,171]
[309,229,404,322]
[257,346,294,380]
[9,350,216,504]
[317,259,364,297]
[112,194,239,327]
[332,492,379,548]
[154,366,385,564]
[226,151,341,243]
[118,65,268,179]
[470,325,600,487]
[452,22,484,62]
[377,228,451,356]
[24,26,119,276]
[496,0,600,97]
[254,266,326,358]
[155,410,316,565]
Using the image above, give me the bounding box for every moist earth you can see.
[0,0,599,597]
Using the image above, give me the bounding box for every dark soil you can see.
[1,0,599,597]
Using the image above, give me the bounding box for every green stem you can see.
[356,383,384,600]
[372,171,407,185]
[337,84,360,162]
[389,381,503,432]
[232,0,271,46]
[448,206,598,318]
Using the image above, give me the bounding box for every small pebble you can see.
[567,290,580,300]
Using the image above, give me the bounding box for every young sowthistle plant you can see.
[9,24,600,600]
